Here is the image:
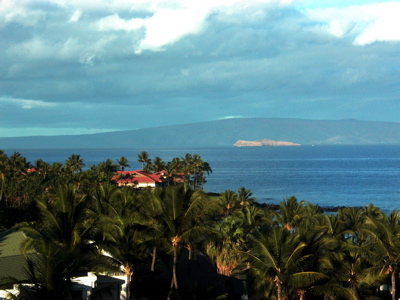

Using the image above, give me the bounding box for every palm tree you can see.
[8,152,30,179]
[0,151,8,202]
[322,208,372,299]
[138,151,151,170]
[237,187,256,209]
[152,156,165,172]
[177,154,212,190]
[194,158,212,190]
[219,190,239,217]
[12,235,114,300]
[337,206,366,243]
[117,156,130,171]
[21,184,98,251]
[65,154,85,173]
[206,216,245,276]
[99,200,151,300]
[99,159,118,173]
[277,196,306,231]
[296,218,353,300]
[366,210,400,300]
[244,225,328,300]
[138,187,168,272]
[15,184,115,299]
[165,157,182,185]
[34,159,50,178]
[190,154,203,190]
[241,205,272,236]
[50,161,63,176]
[156,185,219,299]
[89,184,123,239]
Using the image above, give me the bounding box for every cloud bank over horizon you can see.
[1,0,400,137]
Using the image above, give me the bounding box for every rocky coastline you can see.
[234,139,301,147]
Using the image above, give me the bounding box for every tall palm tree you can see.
[138,187,167,272]
[99,200,151,300]
[137,151,151,170]
[117,156,130,171]
[156,185,219,299]
[190,154,203,190]
[152,156,165,172]
[194,158,212,190]
[179,153,194,191]
[366,210,400,300]
[165,157,182,185]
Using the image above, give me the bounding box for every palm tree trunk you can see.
[168,245,179,300]
[226,205,231,217]
[391,265,396,300]
[298,289,306,300]
[187,244,193,260]
[275,277,283,300]
[126,272,131,300]
[0,175,4,202]
[151,246,157,272]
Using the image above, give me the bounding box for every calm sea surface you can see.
[4,145,400,212]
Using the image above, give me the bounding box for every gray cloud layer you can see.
[1,0,399,137]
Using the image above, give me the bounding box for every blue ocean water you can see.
[4,145,400,212]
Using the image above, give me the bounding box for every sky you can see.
[1,0,400,137]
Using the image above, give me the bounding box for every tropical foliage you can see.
[0,150,399,299]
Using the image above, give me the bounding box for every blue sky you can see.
[1,0,400,137]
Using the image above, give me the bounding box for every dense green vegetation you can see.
[1,150,400,299]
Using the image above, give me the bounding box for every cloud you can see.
[0,0,45,27]
[1,0,400,138]
[135,7,209,53]
[303,2,400,45]
[0,97,57,109]
[354,3,400,45]
[69,9,82,22]
[218,116,245,120]
[97,14,145,31]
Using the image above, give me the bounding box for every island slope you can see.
[1,118,400,149]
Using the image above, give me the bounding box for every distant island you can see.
[234,139,301,147]
[2,118,400,149]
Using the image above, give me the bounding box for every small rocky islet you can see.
[233,139,301,147]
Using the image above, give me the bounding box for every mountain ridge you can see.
[1,118,400,149]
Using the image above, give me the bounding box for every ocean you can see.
[4,145,400,212]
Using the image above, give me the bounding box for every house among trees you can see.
[111,170,183,189]
[0,230,127,300]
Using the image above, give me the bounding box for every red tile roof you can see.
[112,170,185,187]
[112,170,167,186]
